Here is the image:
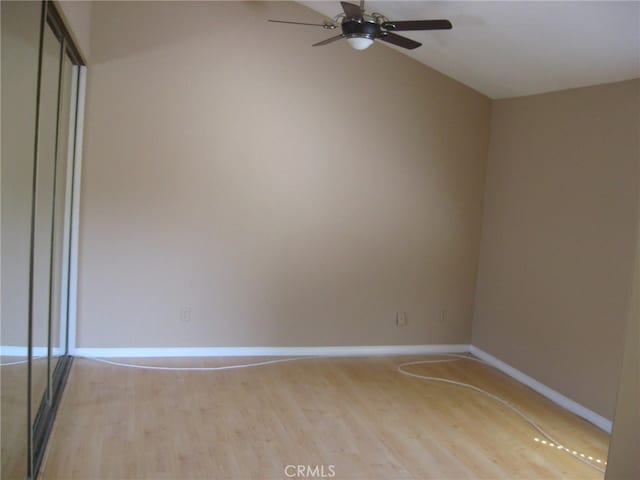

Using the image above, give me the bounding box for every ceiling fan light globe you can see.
[346,36,374,50]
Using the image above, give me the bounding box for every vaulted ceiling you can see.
[300,1,640,98]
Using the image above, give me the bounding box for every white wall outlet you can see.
[180,307,192,323]
[395,312,408,327]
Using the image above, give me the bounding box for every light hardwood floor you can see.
[1,358,29,480]
[39,356,609,480]
[1,356,50,480]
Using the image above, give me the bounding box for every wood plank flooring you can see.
[1,358,29,480]
[39,356,609,479]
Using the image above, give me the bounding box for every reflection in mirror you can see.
[0,2,42,479]
[32,20,63,422]
[2,2,82,478]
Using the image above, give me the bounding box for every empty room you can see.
[1,1,639,479]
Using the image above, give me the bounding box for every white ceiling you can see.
[299,1,640,98]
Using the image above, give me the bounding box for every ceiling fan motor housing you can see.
[341,17,380,40]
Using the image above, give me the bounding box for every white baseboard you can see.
[72,344,471,358]
[1,346,64,357]
[469,345,612,433]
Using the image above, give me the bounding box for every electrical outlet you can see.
[180,307,192,323]
[439,308,447,323]
[395,312,408,327]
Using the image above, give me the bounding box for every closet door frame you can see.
[29,2,85,478]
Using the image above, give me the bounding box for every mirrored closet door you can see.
[1,2,42,479]
[1,2,85,479]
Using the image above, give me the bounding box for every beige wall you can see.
[56,0,91,61]
[76,1,491,348]
[1,1,41,347]
[473,79,640,419]
[605,235,639,479]
[606,158,640,477]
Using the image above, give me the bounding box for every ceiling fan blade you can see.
[382,19,452,31]
[268,19,336,29]
[377,32,422,50]
[312,34,345,47]
[341,1,363,18]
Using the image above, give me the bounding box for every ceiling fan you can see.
[269,1,452,51]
